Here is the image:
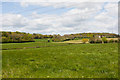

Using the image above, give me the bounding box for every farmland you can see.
[2,1,119,79]
[2,39,118,78]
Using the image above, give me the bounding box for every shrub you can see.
[63,39,71,41]
[52,38,63,42]
[82,39,88,43]
[119,39,120,43]
[0,38,1,43]
[2,37,8,43]
[102,37,107,43]
[109,39,114,43]
[115,40,118,43]
[89,37,95,43]
[89,41,95,43]
[96,40,102,43]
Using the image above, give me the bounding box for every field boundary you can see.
[1,43,74,50]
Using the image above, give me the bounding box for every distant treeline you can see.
[0,31,119,43]
[52,33,119,42]
[1,31,35,43]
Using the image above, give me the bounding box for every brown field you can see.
[106,38,118,41]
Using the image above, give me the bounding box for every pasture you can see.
[2,39,118,78]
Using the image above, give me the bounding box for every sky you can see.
[1,0,119,35]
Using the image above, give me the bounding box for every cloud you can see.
[104,2,118,17]
[2,2,118,34]
[20,2,106,10]
[3,14,29,27]
[2,0,119,2]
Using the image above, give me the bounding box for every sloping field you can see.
[107,38,118,41]
[54,40,85,44]
[1,39,69,50]
[63,40,83,43]
[2,41,118,78]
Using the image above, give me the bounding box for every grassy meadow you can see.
[2,39,118,78]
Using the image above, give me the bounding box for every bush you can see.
[89,37,95,43]
[89,41,95,43]
[82,39,88,43]
[96,40,102,43]
[119,39,120,43]
[63,39,71,41]
[109,39,114,43]
[102,37,107,43]
[115,40,118,43]
[52,38,63,42]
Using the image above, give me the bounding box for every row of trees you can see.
[0,31,119,43]
[1,31,35,43]
[89,37,119,44]
[52,33,119,42]
[82,37,119,44]
[33,33,53,39]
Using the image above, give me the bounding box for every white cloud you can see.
[21,0,118,2]
[20,2,105,9]
[3,14,29,27]
[104,2,118,17]
[2,0,119,2]
[2,2,118,34]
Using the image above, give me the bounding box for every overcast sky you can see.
[1,0,119,35]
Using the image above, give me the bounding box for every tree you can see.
[89,37,95,43]
[102,37,107,44]
[82,39,88,43]
[2,31,35,43]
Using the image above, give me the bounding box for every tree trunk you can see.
[102,40,104,44]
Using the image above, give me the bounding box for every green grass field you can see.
[2,39,118,78]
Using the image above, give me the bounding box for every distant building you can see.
[99,36,101,38]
